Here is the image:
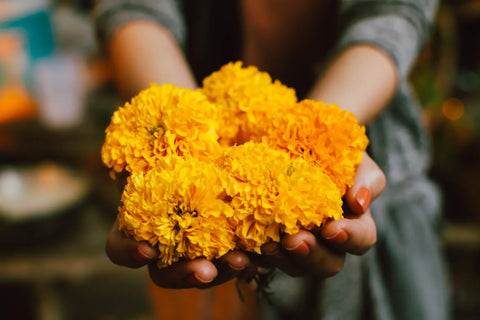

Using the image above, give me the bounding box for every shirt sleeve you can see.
[335,0,439,79]
[92,0,187,49]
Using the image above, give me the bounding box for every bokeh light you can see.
[442,97,465,121]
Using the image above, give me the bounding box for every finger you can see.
[345,153,386,215]
[149,258,218,289]
[149,251,254,289]
[259,242,288,268]
[115,171,129,191]
[105,220,158,268]
[220,250,251,271]
[322,209,377,255]
[213,251,255,284]
[280,231,345,278]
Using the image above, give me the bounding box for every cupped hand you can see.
[105,220,255,289]
[258,152,385,278]
[321,152,385,254]
[106,153,385,284]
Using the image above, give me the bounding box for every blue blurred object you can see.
[0,1,56,91]
[0,2,56,61]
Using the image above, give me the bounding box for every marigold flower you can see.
[217,142,343,253]
[104,63,368,267]
[101,83,221,175]
[261,99,369,195]
[118,156,236,268]
[201,61,297,146]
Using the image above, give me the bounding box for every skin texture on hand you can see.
[105,153,386,288]
[106,220,255,289]
[257,152,384,277]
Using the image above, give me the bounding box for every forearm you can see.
[308,45,398,125]
[109,20,196,100]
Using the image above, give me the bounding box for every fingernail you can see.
[133,246,155,261]
[261,242,280,255]
[227,262,245,271]
[187,273,213,284]
[355,187,371,214]
[323,229,349,243]
[286,241,310,257]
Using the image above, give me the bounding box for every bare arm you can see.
[105,20,259,288]
[308,44,398,125]
[102,14,389,286]
[258,44,395,277]
[109,20,197,99]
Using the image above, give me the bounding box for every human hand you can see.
[106,153,385,283]
[105,220,256,289]
[258,153,386,278]
[107,170,256,289]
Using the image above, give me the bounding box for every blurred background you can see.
[0,0,479,319]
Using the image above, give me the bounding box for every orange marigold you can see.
[217,142,343,253]
[201,61,297,146]
[101,83,221,175]
[118,156,236,268]
[261,99,369,195]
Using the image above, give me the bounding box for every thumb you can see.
[345,153,386,215]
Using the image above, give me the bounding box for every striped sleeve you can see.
[92,0,186,49]
[335,0,439,79]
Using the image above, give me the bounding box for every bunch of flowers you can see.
[102,62,368,267]
[259,99,369,196]
[201,61,297,146]
[101,84,220,175]
[118,156,236,267]
[217,142,342,253]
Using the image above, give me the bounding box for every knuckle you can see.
[320,263,344,278]
[104,239,124,266]
[377,170,387,191]
[370,167,387,197]
[370,229,378,247]
[316,256,345,278]
[331,259,345,276]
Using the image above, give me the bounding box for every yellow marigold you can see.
[261,100,369,196]
[200,61,297,146]
[101,83,221,175]
[217,142,343,253]
[118,156,236,268]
